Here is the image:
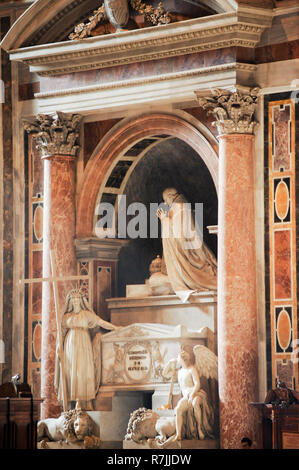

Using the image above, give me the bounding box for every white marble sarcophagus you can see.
[92,323,216,445]
[99,323,215,393]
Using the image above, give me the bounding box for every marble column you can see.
[25,113,82,419]
[196,88,260,448]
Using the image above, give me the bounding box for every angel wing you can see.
[193,345,218,381]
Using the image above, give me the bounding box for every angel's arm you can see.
[162,358,178,380]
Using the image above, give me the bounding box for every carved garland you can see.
[69,1,171,40]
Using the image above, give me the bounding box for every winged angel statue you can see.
[163,343,218,443]
[124,343,218,447]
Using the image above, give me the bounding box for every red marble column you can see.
[25,113,81,419]
[41,154,77,419]
[217,134,259,448]
[196,89,260,448]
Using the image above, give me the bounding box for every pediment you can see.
[101,322,210,342]
[1,0,236,51]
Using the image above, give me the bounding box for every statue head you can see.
[73,411,93,441]
[64,288,90,314]
[61,408,93,442]
[162,188,179,206]
[179,344,195,367]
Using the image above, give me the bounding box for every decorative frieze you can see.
[6,8,273,77]
[195,87,260,135]
[24,112,82,157]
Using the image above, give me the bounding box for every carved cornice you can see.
[69,0,171,40]
[27,39,259,77]
[75,237,129,260]
[195,87,260,135]
[8,8,273,76]
[24,112,82,157]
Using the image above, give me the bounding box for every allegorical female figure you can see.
[55,289,118,409]
[157,188,217,302]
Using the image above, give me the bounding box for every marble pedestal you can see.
[123,439,220,449]
[95,391,146,446]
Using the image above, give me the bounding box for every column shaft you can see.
[217,134,259,448]
[41,155,77,419]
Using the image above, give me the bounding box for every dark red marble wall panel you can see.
[274,230,292,300]
[236,46,255,63]
[19,82,40,101]
[184,107,219,146]
[93,261,116,322]
[255,39,299,64]
[84,119,121,167]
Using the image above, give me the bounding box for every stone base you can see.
[94,391,146,442]
[38,441,88,450]
[123,439,219,449]
[87,411,101,436]
[126,284,152,298]
[38,440,122,450]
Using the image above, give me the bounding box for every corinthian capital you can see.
[24,112,82,157]
[195,88,260,135]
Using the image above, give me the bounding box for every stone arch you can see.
[76,112,219,238]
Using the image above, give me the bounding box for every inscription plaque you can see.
[125,342,151,382]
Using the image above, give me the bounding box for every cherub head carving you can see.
[179,344,196,367]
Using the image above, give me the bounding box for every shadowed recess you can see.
[117,136,218,296]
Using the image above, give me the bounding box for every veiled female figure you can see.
[157,188,217,302]
[55,289,118,409]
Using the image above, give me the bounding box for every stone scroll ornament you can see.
[69,0,171,40]
[195,88,260,135]
[24,112,82,158]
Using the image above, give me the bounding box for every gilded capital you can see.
[24,112,82,157]
[195,88,260,135]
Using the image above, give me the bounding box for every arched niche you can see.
[113,136,218,296]
[76,112,219,240]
